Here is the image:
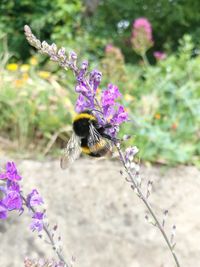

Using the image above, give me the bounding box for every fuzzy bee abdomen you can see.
[81,137,110,157]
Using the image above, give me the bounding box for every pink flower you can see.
[153,51,167,60]
[105,44,114,53]
[133,18,153,42]
[131,17,153,55]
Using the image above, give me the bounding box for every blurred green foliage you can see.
[120,35,200,165]
[0,55,76,154]
[1,0,200,62]
[0,0,83,60]
[0,1,200,165]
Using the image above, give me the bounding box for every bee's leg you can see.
[101,133,120,143]
[97,123,112,131]
[104,123,113,129]
[101,133,112,140]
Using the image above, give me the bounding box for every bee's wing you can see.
[60,133,81,169]
[88,124,111,153]
[88,123,101,146]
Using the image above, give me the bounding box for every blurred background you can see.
[1,1,200,267]
[0,0,200,165]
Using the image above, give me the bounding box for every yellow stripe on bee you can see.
[81,146,91,154]
[91,140,106,150]
[73,113,96,122]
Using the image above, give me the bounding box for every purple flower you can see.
[30,212,45,232]
[77,61,88,82]
[75,94,93,113]
[0,201,7,219]
[2,188,22,211]
[101,84,121,107]
[89,69,102,92]
[75,82,88,94]
[81,60,88,70]
[27,189,44,208]
[125,146,139,162]
[107,125,120,138]
[69,51,77,62]
[7,181,20,192]
[0,162,23,219]
[0,162,22,182]
[153,51,166,60]
[111,105,128,124]
[99,84,128,137]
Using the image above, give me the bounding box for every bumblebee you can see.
[60,110,113,169]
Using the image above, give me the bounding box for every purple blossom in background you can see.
[30,212,45,232]
[153,51,167,60]
[0,162,22,182]
[27,189,44,208]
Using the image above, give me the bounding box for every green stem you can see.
[141,52,150,67]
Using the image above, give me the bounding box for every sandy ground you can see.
[0,157,200,267]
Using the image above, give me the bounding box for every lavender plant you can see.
[0,162,68,267]
[0,25,180,267]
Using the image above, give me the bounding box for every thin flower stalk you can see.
[115,143,180,267]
